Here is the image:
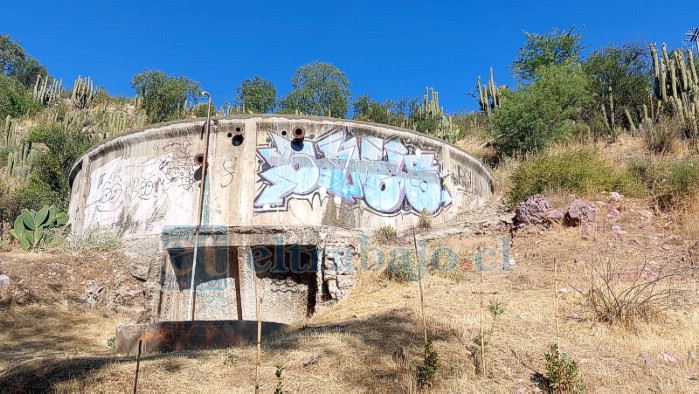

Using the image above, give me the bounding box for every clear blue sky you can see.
[2,1,698,113]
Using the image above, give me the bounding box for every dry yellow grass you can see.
[1,195,698,393]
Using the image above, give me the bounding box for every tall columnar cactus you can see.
[414,87,461,143]
[71,75,94,109]
[6,143,37,179]
[33,75,62,106]
[476,67,502,115]
[649,43,699,136]
[10,206,69,251]
[3,115,11,145]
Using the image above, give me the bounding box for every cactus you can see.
[33,75,62,106]
[9,206,69,251]
[649,43,699,137]
[476,67,503,115]
[71,75,94,109]
[412,87,462,143]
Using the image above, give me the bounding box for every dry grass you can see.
[1,194,699,392]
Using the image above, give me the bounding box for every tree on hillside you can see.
[352,94,418,127]
[0,74,42,119]
[234,76,276,113]
[492,63,594,155]
[583,43,651,129]
[0,34,47,88]
[512,26,584,82]
[130,70,201,124]
[279,62,351,117]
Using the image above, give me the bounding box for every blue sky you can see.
[1,1,698,113]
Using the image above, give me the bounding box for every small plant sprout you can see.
[274,365,285,394]
[472,298,506,376]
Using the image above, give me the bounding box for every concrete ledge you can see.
[115,320,287,355]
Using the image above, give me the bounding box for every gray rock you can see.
[0,274,10,290]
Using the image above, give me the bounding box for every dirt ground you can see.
[1,194,698,393]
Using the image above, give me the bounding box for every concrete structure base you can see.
[115,320,287,355]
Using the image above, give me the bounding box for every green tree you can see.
[130,70,201,124]
[279,62,351,117]
[353,94,418,127]
[583,43,651,128]
[0,34,47,88]
[234,76,276,113]
[0,74,42,119]
[512,26,584,82]
[492,64,594,155]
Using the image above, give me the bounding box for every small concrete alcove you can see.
[250,244,319,320]
[159,246,242,321]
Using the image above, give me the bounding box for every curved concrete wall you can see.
[68,115,493,237]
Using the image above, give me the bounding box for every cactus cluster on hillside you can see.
[3,115,37,179]
[650,43,699,135]
[413,87,462,143]
[476,68,504,114]
[33,75,62,106]
[71,75,94,109]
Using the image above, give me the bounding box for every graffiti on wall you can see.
[254,127,453,215]
[84,140,198,235]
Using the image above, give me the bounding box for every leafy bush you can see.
[10,179,62,216]
[416,338,439,389]
[193,103,212,117]
[25,121,96,205]
[0,75,42,119]
[278,62,351,118]
[540,344,585,393]
[583,43,651,131]
[418,208,432,229]
[507,146,644,206]
[373,225,397,244]
[492,64,594,155]
[235,76,277,114]
[629,156,699,208]
[130,69,200,124]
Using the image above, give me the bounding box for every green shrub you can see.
[418,208,432,229]
[416,338,439,389]
[492,64,594,155]
[540,344,585,393]
[373,225,397,244]
[193,103,212,117]
[11,179,62,215]
[0,75,42,119]
[629,156,699,208]
[507,146,644,206]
